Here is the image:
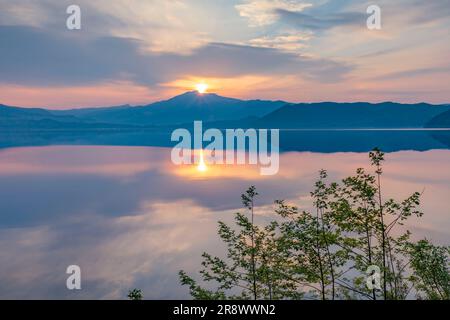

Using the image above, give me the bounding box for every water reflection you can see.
[0,146,449,298]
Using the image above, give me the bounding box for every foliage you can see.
[406,239,450,300]
[127,288,143,300]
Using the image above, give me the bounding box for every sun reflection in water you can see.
[170,149,269,180]
[196,149,207,172]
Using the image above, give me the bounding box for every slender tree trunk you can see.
[386,238,399,299]
[316,208,326,300]
[251,199,257,300]
[365,224,376,300]
[262,254,273,300]
[363,202,377,300]
[377,173,388,300]
[320,208,335,299]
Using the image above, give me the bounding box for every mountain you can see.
[0,104,139,130]
[0,104,77,128]
[0,104,50,118]
[255,102,450,129]
[51,91,287,126]
[426,108,450,128]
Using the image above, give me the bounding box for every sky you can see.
[0,0,449,108]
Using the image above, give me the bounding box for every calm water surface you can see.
[0,146,449,298]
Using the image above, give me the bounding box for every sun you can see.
[195,83,208,94]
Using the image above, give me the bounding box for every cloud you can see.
[274,0,450,31]
[248,30,312,52]
[0,1,51,27]
[159,42,352,82]
[403,0,450,25]
[276,8,365,30]
[0,26,353,88]
[235,0,312,26]
[372,66,450,81]
[0,26,144,86]
[0,0,210,53]
[2,0,448,105]
[357,47,407,59]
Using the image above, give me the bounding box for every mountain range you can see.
[256,102,450,129]
[1,91,450,130]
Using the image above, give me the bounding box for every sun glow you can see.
[196,149,208,172]
[195,83,208,94]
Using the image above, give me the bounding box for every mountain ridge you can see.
[1,92,450,130]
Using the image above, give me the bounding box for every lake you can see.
[0,130,449,299]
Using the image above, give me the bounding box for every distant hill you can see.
[426,109,450,128]
[0,104,51,118]
[0,104,80,129]
[0,104,138,130]
[255,102,450,129]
